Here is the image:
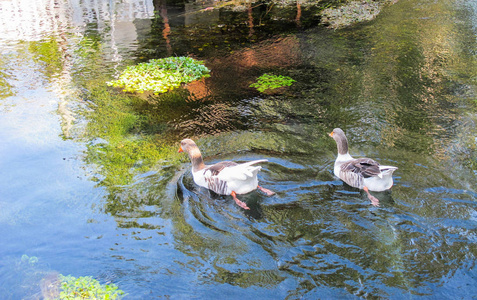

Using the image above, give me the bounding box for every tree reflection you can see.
[0,55,15,100]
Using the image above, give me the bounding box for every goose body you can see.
[192,159,265,196]
[329,128,397,195]
[179,139,274,209]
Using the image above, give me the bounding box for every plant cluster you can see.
[59,275,125,299]
[21,254,39,266]
[107,57,210,94]
[250,73,295,92]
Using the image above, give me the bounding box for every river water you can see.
[1,0,477,298]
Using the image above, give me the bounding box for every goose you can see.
[329,128,398,206]
[178,139,275,210]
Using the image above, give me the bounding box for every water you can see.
[1,0,477,298]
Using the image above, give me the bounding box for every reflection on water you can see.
[1,0,477,299]
[0,0,154,41]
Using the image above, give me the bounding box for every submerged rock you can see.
[40,272,61,300]
[321,0,398,29]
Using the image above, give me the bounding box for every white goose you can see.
[329,128,398,205]
[178,139,274,210]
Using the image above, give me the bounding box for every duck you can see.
[329,128,398,206]
[178,138,275,210]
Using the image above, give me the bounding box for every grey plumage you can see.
[205,161,237,176]
[329,128,397,192]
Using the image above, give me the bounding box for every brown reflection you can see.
[184,78,211,100]
[235,36,301,69]
[296,1,302,27]
[248,3,254,37]
[158,0,172,55]
[201,35,302,97]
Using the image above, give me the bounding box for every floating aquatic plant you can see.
[59,275,125,299]
[250,73,295,93]
[21,254,39,266]
[107,56,210,94]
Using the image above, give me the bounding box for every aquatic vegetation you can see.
[249,73,295,92]
[82,80,181,187]
[14,256,125,300]
[0,68,14,99]
[28,37,63,76]
[59,275,125,299]
[21,254,39,266]
[107,57,210,94]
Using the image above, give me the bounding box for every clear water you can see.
[1,0,477,299]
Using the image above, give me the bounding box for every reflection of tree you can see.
[27,36,79,138]
[155,0,173,55]
[353,0,476,162]
[28,38,63,76]
[138,0,322,60]
[0,56,15,99]
[295,1,302,26]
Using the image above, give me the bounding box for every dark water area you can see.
[1,0,477,299]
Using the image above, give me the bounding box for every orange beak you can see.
[178,146,183,153]
[328,131,334,137]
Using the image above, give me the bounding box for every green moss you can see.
[86,138,178,186]
[28,37,63,76]
[0,69,14,99]
[80,82,181,186]
[249,73,295,93]
[59,275,125,300]
[107,57,210,94]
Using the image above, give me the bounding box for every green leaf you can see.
[107,57,210,94]
[59,274,126,299]
[250,73,295,93]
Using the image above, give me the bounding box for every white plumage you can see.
[329,128,398,205]
[179,139,274,209]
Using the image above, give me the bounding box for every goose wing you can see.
[205,161,238,176]
[215,159,267,181]
[341,158,381,178]
[201,159,267,194]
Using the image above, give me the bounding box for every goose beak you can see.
[178,146,183,153]
[328,132,334,137]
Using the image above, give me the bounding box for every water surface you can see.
[1,0,477,298]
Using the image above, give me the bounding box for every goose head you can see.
[179,138,205,171]
[329,128,349,155]
[179,138,198,153]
